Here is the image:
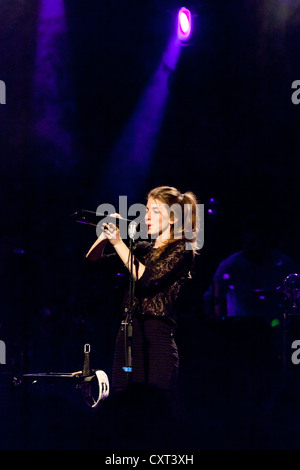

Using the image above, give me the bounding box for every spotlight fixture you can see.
[177,7,192,41]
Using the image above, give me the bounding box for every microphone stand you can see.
[122,226,136,384]
[72,210,138,384]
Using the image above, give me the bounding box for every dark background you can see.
[1,0,300,451]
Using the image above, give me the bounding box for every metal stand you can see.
[122,237,135,381]
[13,344,109,408]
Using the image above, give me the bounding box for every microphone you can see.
[71,209,131,226]
[128,221,138,240]
[71,209,147,240]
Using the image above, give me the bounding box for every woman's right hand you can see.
[102,214,122,246]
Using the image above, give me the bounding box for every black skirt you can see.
[112,316,179,392]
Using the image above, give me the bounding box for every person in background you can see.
[212,213,299,324]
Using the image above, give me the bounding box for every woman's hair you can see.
[147,185,200,258]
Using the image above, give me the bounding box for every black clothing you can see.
[125,239,194,324]
[88,238,194,391]
[112,316,179,391]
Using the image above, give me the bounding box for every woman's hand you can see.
[89,213,145,279]
[102,214,122,246]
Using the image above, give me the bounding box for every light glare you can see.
[177,7,192,41]
[179,12,190,33]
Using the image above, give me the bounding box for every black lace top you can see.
[126,239,194,324]
[117,240,194,322]
[93,239,195,325]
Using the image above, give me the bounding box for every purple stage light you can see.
[31,0,74,168]
[177,7,192,41]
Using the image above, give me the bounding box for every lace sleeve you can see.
[138,240,193,292]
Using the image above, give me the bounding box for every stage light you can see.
[177,7,192,41]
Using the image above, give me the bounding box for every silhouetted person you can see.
[212,213,298,325]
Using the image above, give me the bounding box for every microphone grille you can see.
[128,221,138,240]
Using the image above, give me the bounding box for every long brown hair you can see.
[147,185,200,258]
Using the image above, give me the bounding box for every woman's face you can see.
[145,197,173,238]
